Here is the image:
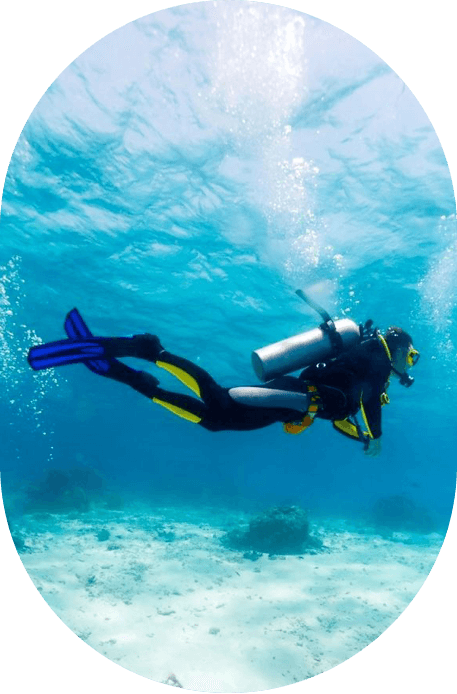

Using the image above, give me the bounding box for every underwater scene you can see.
[1,2,456,692]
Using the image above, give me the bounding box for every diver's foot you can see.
[131,370,160,397]
[101,334,164,362]
[102,359,160,397]
[130,333,164,362]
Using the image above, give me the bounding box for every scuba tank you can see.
[252,289,361,382]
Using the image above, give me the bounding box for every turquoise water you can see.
[0,2,456,686]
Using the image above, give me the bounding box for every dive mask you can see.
[398,346,419,387]
[407,347,420,367]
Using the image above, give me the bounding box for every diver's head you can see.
[385,326,420,387]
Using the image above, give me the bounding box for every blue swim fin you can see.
[64,308,111,374]
[27,337,107,371]
[29,308,149,374]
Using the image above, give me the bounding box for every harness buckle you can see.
[283,386,320,435]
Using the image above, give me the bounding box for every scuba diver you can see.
[27,292,420,457]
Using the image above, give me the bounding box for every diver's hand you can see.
[365,437,382,457]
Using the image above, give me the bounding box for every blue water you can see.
[0,3,456,686]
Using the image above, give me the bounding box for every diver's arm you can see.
[359,388,383,440]
[361,385,384,456]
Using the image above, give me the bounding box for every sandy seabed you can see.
[15,504,443,693]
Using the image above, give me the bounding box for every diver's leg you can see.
[93,336,223,404]
[100,359,214,427]
[67,337,309,430]
[91,334,165,361]
[153,350,224,404]
[99,359,159,396]
[228,387,311,411]
[101,360,294,432]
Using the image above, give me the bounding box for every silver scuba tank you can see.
[252,318,361,381]
[252,290,361,382]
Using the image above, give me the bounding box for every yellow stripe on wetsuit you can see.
[152,397,202,423]
[156,360,201,397]
[152,359,202,423]
[359,396,374,439]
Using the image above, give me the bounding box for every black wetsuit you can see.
[103,335,391,438]
[299,337,392,439]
